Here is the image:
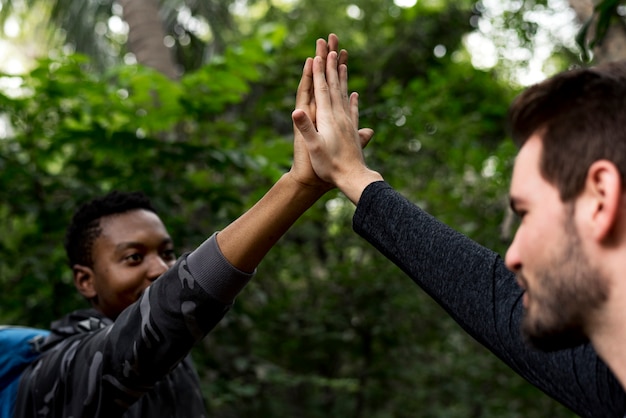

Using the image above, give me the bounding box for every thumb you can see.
[292,109,318,140]
[358,128,374,149]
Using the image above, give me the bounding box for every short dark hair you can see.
[64,191,157,267]
[508,61,626,201]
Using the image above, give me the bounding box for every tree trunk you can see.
[118,0,179,79]
[568,0,626,63]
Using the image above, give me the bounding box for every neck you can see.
[587,281,626,390]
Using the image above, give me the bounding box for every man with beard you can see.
[292,44,626,416]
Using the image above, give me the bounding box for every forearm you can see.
[353,181,626,417]
[216,172,325,272]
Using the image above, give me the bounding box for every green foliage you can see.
[0,1,579,417]
[576,0,624,62]
[366,61,518,253]
[0,40,270,323]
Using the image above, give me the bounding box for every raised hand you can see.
[292,47,381,204]
[289,34,347,191]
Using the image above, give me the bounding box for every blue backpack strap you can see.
[0,326,50,418]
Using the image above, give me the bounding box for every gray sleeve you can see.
[186,232,255,304]
[353,181,626,418]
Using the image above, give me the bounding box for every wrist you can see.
[334,168,384,205]
[284,171,334,200]
[282,170,335,199]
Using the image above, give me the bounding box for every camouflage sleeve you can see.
[15,233,253,417]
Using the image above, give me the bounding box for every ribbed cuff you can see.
[186,233,255,304]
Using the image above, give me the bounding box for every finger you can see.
[358,128,375,148]
[309,95,317,125]
[339,63,349,108]
[295,58,314,110]
[316,38,328,62]
[312,55,331,114]
[338,49,348,68]
[349,91,360,128]
[328,35,348,70]
[327,33,339,54]
[325,51,343,106]
[316,37,333,87]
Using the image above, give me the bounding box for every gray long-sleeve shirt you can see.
[15,233,253,418]
[353,181,626,418]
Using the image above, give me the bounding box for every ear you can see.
[582,160,622,242]
[72,264,97,300]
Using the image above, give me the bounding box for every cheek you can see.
[525,215,557,248]
[99,268,138,295]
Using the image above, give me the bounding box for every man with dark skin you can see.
[14,35,373,418]
[292,40,626,416]
[68,193,178,320]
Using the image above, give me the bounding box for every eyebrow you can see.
[114,238,173,252]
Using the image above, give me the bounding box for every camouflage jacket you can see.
[15,234,253,418]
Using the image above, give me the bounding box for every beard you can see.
[520,216,609,352]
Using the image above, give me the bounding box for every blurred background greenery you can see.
[1,0,624,416]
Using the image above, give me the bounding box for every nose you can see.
[505,233,522,273]
[147,255,170,282]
